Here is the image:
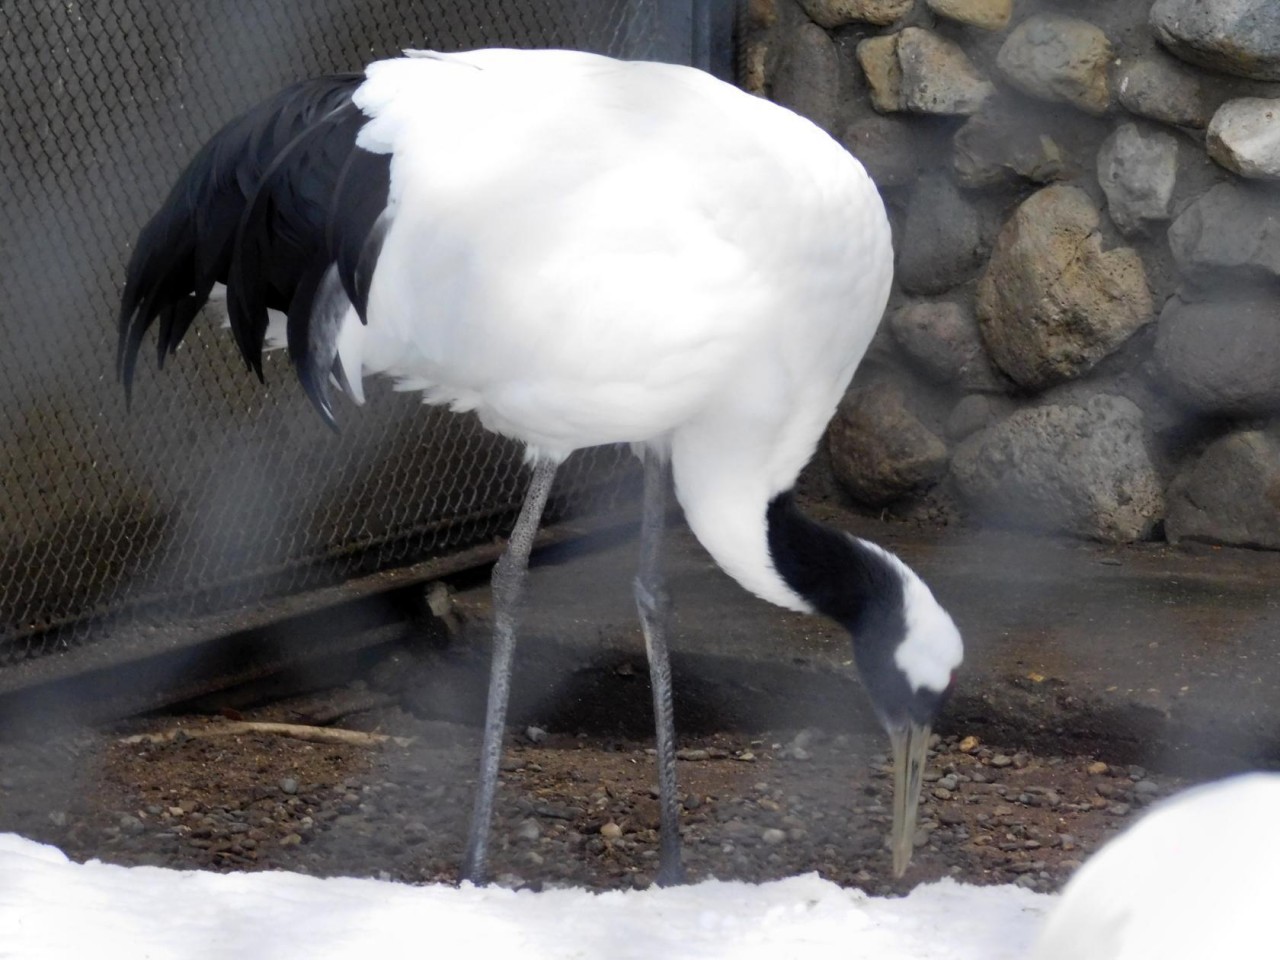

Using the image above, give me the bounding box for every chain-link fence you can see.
[0,0,736,668]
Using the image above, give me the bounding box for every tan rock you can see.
[926,0,1012,31]
[741,39,770,96]
[857,34,904,113]
[799,0,913,29]
[977,185,1153,390]
[997,14,1112,115]
[858,28,993,115]
[898,28,995,115]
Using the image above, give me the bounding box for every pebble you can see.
[1108,802,1132,817]
[524,726,548,744]
[516,819,541,842]
[762,828,786,846]
[1086,761,1109,776]
[119,814,145,835]
[937,774,960,792]
[676,748,710,762]
[279,778,299,796]
[958,736,980,753]
[600,822,623,840]
[1134,780,1161,796]
[990,754,1013,768]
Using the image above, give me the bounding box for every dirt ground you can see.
[6,503,1275,897]
[0,650,1182,896]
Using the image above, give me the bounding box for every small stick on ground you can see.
[119,721,414,748]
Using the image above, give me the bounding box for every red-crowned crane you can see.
[117,48,964,886]
[1032,773,1280,960]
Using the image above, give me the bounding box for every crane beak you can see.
[888,720,930,878]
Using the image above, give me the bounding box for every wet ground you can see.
[0,502,1277,893]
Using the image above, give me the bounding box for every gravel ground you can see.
[0,665,1183,895]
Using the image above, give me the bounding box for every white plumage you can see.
[119,48,961,884]
[341,51,892,610]
[1032,773,1280,960]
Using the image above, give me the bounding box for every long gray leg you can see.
[462,458,558,884]
[635,450,685,886]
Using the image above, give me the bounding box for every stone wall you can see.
[744,0,1280,547]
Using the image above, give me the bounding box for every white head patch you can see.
[855,538,964,693]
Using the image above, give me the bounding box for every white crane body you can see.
[118,48,957,885]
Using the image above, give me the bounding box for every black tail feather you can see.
[329,146,392,323]
[116,71,391,425]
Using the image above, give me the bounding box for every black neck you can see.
[767,491,918,723]
[766,491,906,643]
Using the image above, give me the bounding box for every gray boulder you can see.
[1150,0,1280,82]
[977,185,1154,391]
[1154,296,1280,417]
[1097,123,1179,236]
[945,393,1018,441]
[996,14,1112,115]
[889,300,1006,391]
[841,114,924,188]
[1116,55,1214,129]
[1166,431,1280,549]
[827,383,950,507]
[951,395,1165,542]
[953,107,1069,188]
[1167,182,1280,284]
[898,177,986,295]
[1207,98,1280,180]
[773,21,841,132]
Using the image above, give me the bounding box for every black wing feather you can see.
[117,71,392,425]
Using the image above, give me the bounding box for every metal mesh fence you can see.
[0,0,731,667]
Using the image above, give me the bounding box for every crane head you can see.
[842,539,963,878]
